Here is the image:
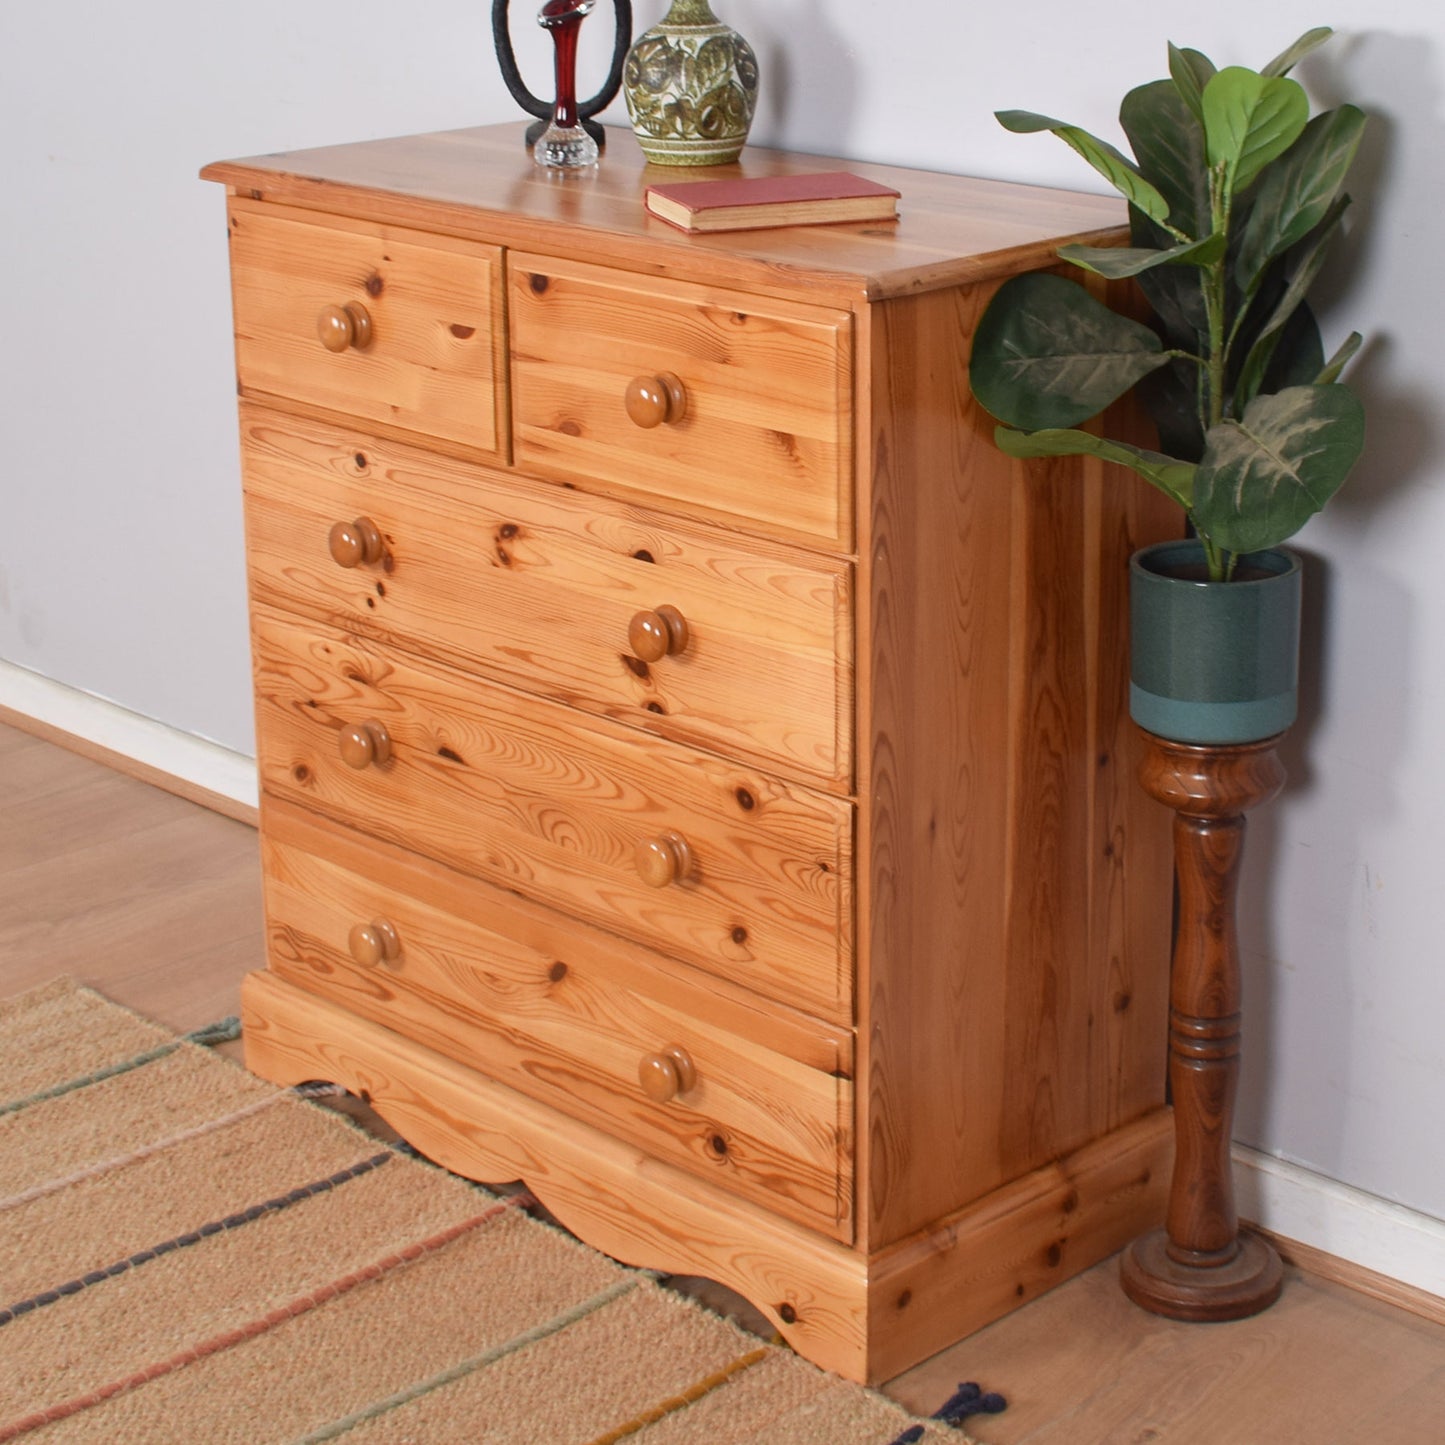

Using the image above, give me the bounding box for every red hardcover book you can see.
[644,171,901,233]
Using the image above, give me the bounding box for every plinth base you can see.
[1121,1227,1283,1322]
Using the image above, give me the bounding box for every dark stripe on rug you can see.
[0,1016,241,1120]
[0,1151,394,1329]
[0,1193,528,1441]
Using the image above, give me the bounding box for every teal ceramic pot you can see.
[1130,540,1302,745]
[623,0,758,165]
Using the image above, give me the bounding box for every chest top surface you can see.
[202,122,1124,304]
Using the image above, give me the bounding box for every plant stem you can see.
[1198,163,1235,583]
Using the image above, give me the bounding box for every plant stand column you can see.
[1121,730,1286,1321]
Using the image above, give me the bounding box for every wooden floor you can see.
[3,715,1442,1442]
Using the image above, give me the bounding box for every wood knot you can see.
[778,1303,798,1325]
[529,273,550,295]
[548,961,568,983]
[364,272,384,297]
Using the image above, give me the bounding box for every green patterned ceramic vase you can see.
[623,0,758,165]
[1130,540,1303,746]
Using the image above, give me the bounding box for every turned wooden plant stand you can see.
[1122,731,1286,1321]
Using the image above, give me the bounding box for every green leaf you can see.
[1202,68,1310,191]
[1236,107,1366,293]
[1261,26,1334,77]
[996,109,1174,227]
[1316,332,1363,385]
[1059,232,1224,278]
[1193,384,1365,553]
[1168,44,1217,124]
[1262,302,1325,394]
[1140,356,1208,462]
[995,426,1196,508]
[1121,80,1211,238]
[1233,199,1349,410]
[1132,208,1210,348]
[969,272,1175,431]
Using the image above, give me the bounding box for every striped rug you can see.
[0,980,970,1444]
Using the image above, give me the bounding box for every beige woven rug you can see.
[0,980,968,1444]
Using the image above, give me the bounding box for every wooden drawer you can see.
[510,253,853,548]
[251,608,853,1022]
[227,200,506,457]
[259,810,853,1237]
[240,407,853,789]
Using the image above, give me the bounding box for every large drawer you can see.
[259,810,854,1237]
[251,609,853,1022]
[227,200,506,457]
[240,407,852,789]
[510,253,854,548]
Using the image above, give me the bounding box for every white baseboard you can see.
[0,659,258,814]
[1235,1145,1445,1299]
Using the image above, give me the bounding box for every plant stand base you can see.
[1121,1225,1283,1321]
[1124,729,1287,1324]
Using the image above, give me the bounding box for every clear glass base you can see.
[534,122,599,169]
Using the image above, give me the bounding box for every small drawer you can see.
[510,254,854,548]
[227,200,506,457]
[240,407,852,788]
[251,609,854,1023]
[259,815,854,1237]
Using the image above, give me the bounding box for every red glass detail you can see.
[539,0,595,131]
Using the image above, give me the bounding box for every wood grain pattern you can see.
[855,278,1179,1250]
[260,831,853,1236]
[227,199,506,457]
[510,253,854,548]
[241,969,874,1379]
[1122,733,1287,1321]
[239,406,853,788]
[864,1109,1172,1383]
[250,608,854,1022]
[202,124,1130,308]
[204,130,1189,1383]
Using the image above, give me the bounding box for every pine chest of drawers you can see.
[204,125,1178,1383]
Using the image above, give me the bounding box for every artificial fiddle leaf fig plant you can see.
[969,26,1367,581]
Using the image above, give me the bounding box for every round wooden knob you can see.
[624,372,687,429]
[627,604,689,663]
[328,516,384,569]
[317,302,373,353]
[348,918,402,968]
[635,830,692,888]
[638,1044,697,1103]
[338,720,392,770]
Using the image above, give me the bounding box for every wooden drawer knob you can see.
[624,372,687,429]
[339,720,392,770]
[328,516,384,569]
[317,302,373,353]
[638,1044,696,1103]
[348,918,402,968]
[635,830,692,888]
[628,605,689,662]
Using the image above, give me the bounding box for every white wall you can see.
[3,3,1442,1243]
